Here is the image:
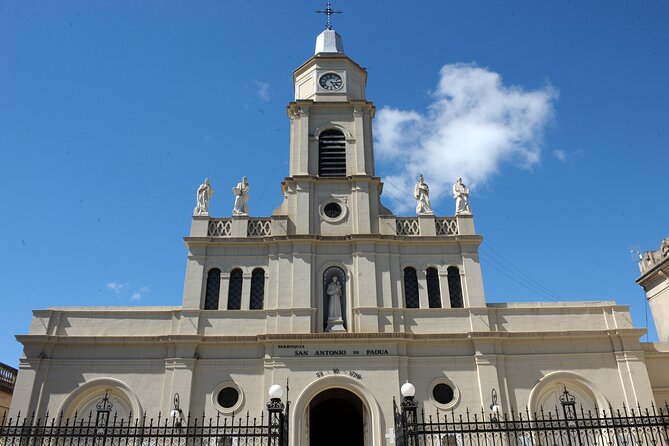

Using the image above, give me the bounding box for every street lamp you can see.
[490,388,501,422]
[400,381,418,425]
[266,385,285,446]
[170,393,183,427]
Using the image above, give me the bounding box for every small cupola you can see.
[315,29,344,54]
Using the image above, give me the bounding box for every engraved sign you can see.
[276,344,391,357]
[316,369,363,379]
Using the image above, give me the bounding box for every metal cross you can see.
[315,1,343,30]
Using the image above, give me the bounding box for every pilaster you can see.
[241,272,252,310]
[181,246,206,309]
[417,268,429,309]
[473,346,503,411]
[163,355,197,416]
[439,269,451,308]
[288,104,311,176]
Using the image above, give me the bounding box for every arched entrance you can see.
[309,388,364,446]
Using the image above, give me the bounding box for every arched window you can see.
[426,267,442,308]
[204,268,221,310]
[318,129,346,177]
[249,268,265,310]
[403,267,419,308]
[447,266,463,308]
[227,268,243,310]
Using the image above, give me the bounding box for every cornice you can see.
[16,328,646,348]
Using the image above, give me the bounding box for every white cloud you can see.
[553,149,567,162]
[374,63,558,212]
[106,282,127,294]
[130,286,150,301]
[255,81,270,102]
[106,282,149,301]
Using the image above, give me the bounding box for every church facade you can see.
[9,27,669,446]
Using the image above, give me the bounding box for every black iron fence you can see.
[395,389,669,446]
[0,395,289,446]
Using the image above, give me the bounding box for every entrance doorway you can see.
[309,388,364,446]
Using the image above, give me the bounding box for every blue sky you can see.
[1,1,667,367]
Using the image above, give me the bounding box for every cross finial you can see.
[315,1,343,30]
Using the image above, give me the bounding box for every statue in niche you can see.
[194,178,214,216]
[453,177,472,215]
[325,272,346,332]
[414,174,433,215]
[232,176,250,216]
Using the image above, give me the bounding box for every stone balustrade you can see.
[0,362,17,390]
[192,214,473,237]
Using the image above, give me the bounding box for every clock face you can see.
[319,73,343,91]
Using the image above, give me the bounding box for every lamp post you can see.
[400,382,418,446]
[490,388,501,422]
[170,393,183,427]
[266,385,285,446]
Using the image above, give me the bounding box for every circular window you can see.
[323,202,342,218]
[212,382,244,413]
[428,378,460,409]
[432,383,454,405]
[217,387,239,408]
[319,199,348,223]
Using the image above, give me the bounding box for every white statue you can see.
[453,177,471,215]
[325,276,346,332]
[414,175,433,215]
[232,176,250,216]
[194,178,214,216]
[661,237,669,258]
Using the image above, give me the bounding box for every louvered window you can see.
[249,268,265,310]
[318,129,346,177]
[227,268,243,310]
[448,266,463,308]
[404,267,419,309]
[426,267,442,308]
[204,268,221,310]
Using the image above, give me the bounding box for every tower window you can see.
[403,267,419,309]
[249,268,265,310]
[426,267,442,308]
[447,266,463,308]
[227,268,243,310]
[204,268,221,310]
[318,129,346,177]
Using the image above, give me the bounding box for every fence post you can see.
[400,382,419,446]
[559,386,580,446]
[266,385,286,446]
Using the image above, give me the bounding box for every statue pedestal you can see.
[325,318,346,332]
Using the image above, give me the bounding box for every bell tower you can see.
[274,25,388,236]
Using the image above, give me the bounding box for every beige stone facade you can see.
[9,28,669,446]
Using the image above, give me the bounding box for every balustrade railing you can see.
[208,219,232,237]
[436,217,458,236]
[0,363,16,389]
[247,219,272,237]
[397,218,420,236]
